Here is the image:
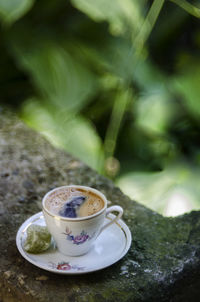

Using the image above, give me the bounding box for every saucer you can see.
[16,212,132,274]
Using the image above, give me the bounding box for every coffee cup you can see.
[42,185,123,256]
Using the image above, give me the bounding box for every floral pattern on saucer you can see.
[63,227,94,245]
[16,211,132,274]
[49,261,85,271]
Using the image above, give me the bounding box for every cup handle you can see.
[99,205,123,235]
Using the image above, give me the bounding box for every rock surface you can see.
[0,108,200,302]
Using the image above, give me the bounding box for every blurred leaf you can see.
[85,38,136,81]
[79,40,168,86]
[173,64,200,118]
[135,90,176,135]
[20,98,104,171]
[12,41,98,113]
[116,163,200,215]
[133,58,168,91]
[71,0,144,36]
[0,0,34,25]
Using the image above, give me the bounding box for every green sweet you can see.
[24,224,51,254]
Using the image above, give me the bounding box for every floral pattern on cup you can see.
[49,261,85,271]
[63,227,93,245]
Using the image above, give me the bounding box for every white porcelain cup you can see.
[42,185,123,256]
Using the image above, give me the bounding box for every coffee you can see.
[45,187,104,218]
[42,185,123,256]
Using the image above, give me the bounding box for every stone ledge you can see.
[0,108,200,302]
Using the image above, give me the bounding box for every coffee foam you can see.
[78,198,104,217]
[45,187,105,218]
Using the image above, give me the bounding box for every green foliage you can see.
[170,0,200,18]
[20,98,104,171]
[116,162,200,216]
[71,0,144,36]
[0,0,200,216]
[173,63,200,118]
[135,91,175,135]
[0,0,34,25]
[12,41,98,113]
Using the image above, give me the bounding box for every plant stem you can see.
[170,0,200,18]
[103,0,166,165]
[134,0,165,58]
[104,89,131,161]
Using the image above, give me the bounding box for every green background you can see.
[1,0,200,216]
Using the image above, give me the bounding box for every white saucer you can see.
[16,212,132,274]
